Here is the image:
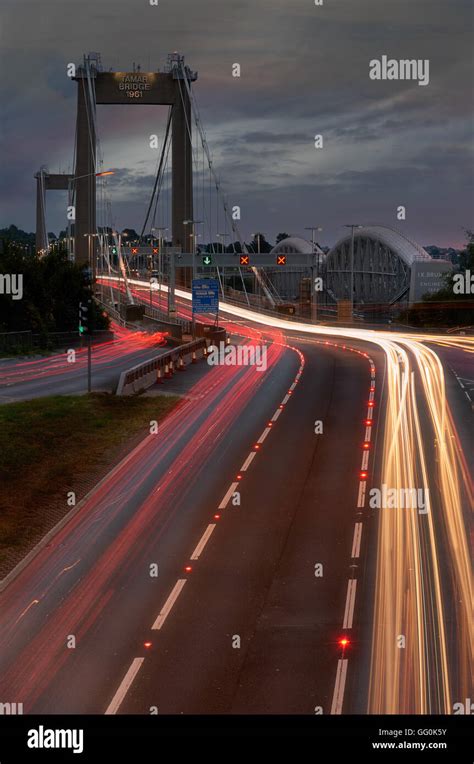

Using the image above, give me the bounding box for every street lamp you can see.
[343,224,363,319]
[216,232,230,253]
[68,171,114,261]
[83,232,101,281]
[151,227,168,306]
[305,226,323,321]
[251,232,263,255]
[183,219,203,279]
[216,232,230,295]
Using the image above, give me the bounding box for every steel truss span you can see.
[325,225,431,304]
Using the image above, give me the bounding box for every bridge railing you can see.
[116,337,208,396]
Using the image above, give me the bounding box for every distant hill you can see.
[0,225,36,250]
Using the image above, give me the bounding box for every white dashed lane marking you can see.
[190,525,216,560]
[240,452,256,472]
[361,450,369,471]
[257,427,271,444]
[351,523,363,559]
[218,481,239,509]
[105,658,144,715]
[331,659,348,715]
[152,579,187,630]
[342,579,357,629]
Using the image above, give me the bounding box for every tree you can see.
[249,233,272,253]
[0,242,109,335]
[276,232,290,244]
[121,228,140,243]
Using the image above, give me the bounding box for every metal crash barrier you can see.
[116,338,209,396]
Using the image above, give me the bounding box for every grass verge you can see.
[0,393,180,574]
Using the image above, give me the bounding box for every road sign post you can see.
[87,335,92,393]
[192,278,219,338]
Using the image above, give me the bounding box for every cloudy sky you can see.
[1,0,472,247]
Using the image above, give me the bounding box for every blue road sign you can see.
[192,278,219,314]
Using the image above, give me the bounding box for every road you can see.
[0,324,168,402]
[0,283,471,715]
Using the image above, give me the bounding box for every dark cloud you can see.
[0,0,472,247]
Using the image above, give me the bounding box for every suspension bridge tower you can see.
[72,52,197,270]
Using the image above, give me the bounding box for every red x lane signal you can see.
[152,247,159,255]
[240,255,250,266]
[131,247,139,255]
[277,255,286,265]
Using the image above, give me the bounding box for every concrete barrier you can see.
[116,338,208,396]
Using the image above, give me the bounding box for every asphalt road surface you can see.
[0,330,378,715]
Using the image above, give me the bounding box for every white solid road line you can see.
[105,657,144,715]
[351,523,363,558]
[281,393,290,404]
[190,524,216,560]
[218,481,239,509]
[289,382,296,391]
[271,408,282,422]
[257,427,271,444]
[240,451,256,471]
[364,426,372,441]
[342,579,357,629]
[330,658,349,714]
[152,579,187,630]
[357,481,366,508]
[366,407,373,420]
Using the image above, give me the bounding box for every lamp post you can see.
[68,171,114,262]
[251,232,263,254]
[343,224,363,320]
[251,233,264,299]
[152,226,168,311]
[305,226,323,321]
[216,232,229,253]
[114,231,128,310]
[183,219,203,279]
[217,232,230,297]
[184,220,203,339]
[83,232,100,282]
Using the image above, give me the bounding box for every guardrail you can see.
[143,303,191,333]
[96,281,191,333]
[116,337,209,396]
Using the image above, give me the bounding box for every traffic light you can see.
[276,255,287,265]
[202,254,213,266]
[152,247,159,255]
[240,254,250,266]
[79,300,92,335]
[111,245,117,256]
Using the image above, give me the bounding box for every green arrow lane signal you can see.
[202,255,213,266]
